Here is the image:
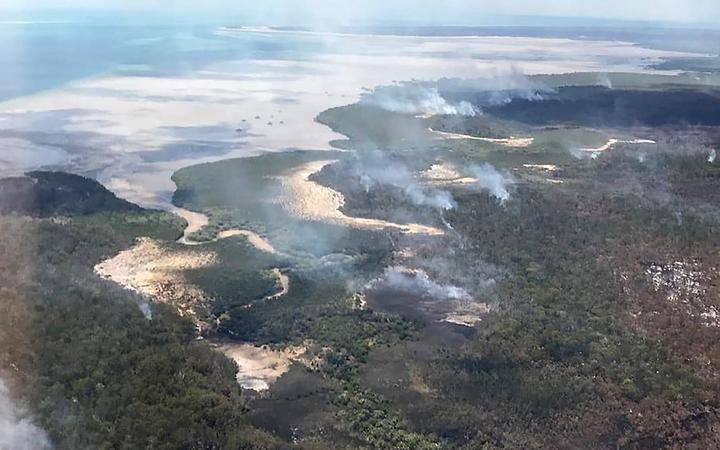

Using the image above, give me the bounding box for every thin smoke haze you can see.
[0,380,52,450]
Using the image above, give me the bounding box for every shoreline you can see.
[0,26,695,215]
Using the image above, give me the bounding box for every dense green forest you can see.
[309,91,720,448]
[0,172,289,450]
[3,72,720,449]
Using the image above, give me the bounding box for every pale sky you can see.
[4,0,720,26]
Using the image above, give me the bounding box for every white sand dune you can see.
[281,160,444,236]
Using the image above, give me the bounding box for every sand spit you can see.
[579,138,657,153]
[213,343,307,391]
[281,160,444,236]
[523,164,558,172]
[429,128,535,148]
[95,238,215,321]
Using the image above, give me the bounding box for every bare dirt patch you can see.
[213,343,307,391]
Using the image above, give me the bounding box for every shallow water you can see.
[0,24,698,210]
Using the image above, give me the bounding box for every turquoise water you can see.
[2,21,715,103]
[0,22,323,101]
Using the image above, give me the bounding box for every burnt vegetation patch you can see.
[485,86,720,127]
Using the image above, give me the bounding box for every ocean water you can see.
[4,21,716,104]
[0,22,327,102]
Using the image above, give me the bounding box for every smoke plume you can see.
[353,152,456,210]
[138,301,153,320]
[468,163,514,203]
[0,379,52,450]
[596,73,613,89]
[360,83,478,117]
[436,69,553,107]
[372,266,471,301]
[361,71,550,118]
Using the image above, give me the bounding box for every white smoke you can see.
[353,153,456,210]
[362,70,550,117]
[436,68,553,106]
[0,379,52,450]
[404,185,456,210]
[597,73,613,89]
[440,212,455,231]
[361,83,478,117]
[372,266,471,301]
[138,301,153,320]
[709,149,717,163]
[468,163,514,203]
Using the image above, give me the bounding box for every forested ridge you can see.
[0,172,288,450]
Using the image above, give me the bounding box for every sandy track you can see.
[578,138,656,153]
[217,230,279,254]
[95,233,295,390]
[265,269,290,301]
[523,164,558,172]
[429,128,535,147]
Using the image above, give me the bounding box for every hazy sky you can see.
[4,0,720,26]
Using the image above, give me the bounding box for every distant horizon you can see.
[1,10,719,31]
[2,0,720,30]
